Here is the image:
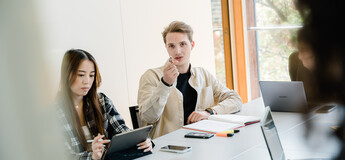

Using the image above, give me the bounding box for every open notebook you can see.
[182,114,260,134]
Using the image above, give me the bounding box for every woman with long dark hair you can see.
[56,49,152,159]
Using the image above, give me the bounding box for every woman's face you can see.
[70,60,95,97]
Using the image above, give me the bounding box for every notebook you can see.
[260,107,332,160]
[182,114,260,134]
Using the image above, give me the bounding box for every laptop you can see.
[260,107,331,160]
[260,107,286,160]
[259,81,337,113]
[259,81,308,112]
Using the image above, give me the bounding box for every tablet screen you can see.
[106,125,152,154]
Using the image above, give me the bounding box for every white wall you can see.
[36,0,215,128]
[36,0,132,126]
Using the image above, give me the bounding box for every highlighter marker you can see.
[222,129,240,134]
[216,132,234,137]
[226,133,234,137]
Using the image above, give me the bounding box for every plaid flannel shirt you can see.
[56,92,130,160]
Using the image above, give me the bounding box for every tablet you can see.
[106,125,152,154]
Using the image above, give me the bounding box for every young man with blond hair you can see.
[138,21,242,139]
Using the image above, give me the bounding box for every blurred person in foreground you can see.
[296,0,345,159]
[289,28,335,109]
[289,28,319,105]
[55,49,153,159]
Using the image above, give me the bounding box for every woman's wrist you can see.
[91,152,99,160]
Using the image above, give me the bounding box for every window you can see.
[211,0,226,85]
[210,0,233,89]
[245,0,302,99]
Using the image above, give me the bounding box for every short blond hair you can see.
[162,21,193,44]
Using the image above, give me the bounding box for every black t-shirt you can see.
[176,71,197,125]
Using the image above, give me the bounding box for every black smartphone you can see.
[184,132,214,139]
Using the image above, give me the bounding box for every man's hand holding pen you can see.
[162,57,179,86]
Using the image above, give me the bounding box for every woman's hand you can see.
[137,138,153,152]
[91,134,110,160]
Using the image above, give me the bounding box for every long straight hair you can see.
[59,49,104,151]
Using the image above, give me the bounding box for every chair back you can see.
[129,105,141,129]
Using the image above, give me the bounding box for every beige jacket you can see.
[137,65,242,139]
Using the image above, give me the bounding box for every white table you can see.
[139,98,341,160]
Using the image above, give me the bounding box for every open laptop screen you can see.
[260,107,286,160]
[259,81,308,112]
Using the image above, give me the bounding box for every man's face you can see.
[165,32,195,68]
[298,42,315,71]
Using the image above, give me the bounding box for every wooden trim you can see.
[245,0,259,100]
[221,0,234,89]
[232,0,248,103]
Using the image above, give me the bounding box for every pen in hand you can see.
[168,56,179,64]
[87,139,100,143]
[87,138,110,143]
